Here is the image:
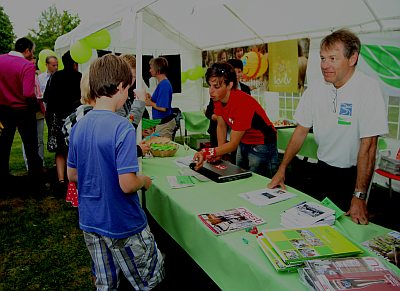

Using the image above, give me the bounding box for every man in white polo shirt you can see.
[268,29,388,225]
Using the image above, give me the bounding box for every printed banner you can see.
[202,38,309,94]
[268,39,299,92]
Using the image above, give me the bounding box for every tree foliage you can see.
[28,4,80,56]
[0,6,15,54]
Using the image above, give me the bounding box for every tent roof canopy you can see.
[55,0,400,52]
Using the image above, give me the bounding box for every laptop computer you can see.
[189,160,252,183]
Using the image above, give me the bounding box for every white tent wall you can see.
[54,0,400,153]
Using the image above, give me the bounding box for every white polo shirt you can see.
[294,70,388,168]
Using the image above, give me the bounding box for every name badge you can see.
[337,103,352,125]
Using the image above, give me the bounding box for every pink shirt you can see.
[0,52,36,109]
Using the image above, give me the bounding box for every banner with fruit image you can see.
[201,38,309,93]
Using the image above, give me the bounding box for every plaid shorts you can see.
[83,225,165,290]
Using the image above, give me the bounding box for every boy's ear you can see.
[117,82,124,92]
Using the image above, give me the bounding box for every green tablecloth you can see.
[277,127,318,160]
[182,111,210,133]
[142,147,399,290]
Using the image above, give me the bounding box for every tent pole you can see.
[136,11,144,147]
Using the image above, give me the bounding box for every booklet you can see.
[281,201,335,226]
[281,214,336,228]
[362,231,400,268]
[240,188,297,206]
[166,176,195,189]
[198,207,265,235]
[299,257,400,291]
[262,225,363,264]
[257,235,303,272]
[179,167,210,182]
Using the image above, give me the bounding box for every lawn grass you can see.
[0,127,93,290]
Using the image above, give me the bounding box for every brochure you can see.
[198,207,265,235]
[281,201,335,226]
[262,225,363,264]
[179,167,210,182]
[299,257,400,290]
[175,155,195,167]
[281,214,335,228]
[166,176,195,189]
[362,231,400,268]
[240,188,297,206]
[257,235,303,272]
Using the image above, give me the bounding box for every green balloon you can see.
[84,29,111,50]
[38,58,46,72]
[57,56,64,70]
[70,40,92,64]
[39,49,56,62]
[181,71,188,83]
[187,68,197,80]
[194,66,205,79]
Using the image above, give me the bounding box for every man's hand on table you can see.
[346,197,369,225]
[267,168,286,190]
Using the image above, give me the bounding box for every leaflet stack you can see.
[281,201,335,228]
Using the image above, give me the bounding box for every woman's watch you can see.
[353,191,367,200]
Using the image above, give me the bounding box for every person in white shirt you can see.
[38,55,58,95]
[268,29,388,225]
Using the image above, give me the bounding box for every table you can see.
[142,147,399,290]
[182,111,210,134]
[277,127,318,160]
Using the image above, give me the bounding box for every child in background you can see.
[67,55,164,289]
[63,71,94,207]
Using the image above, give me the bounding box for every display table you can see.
[277,127,318,160]
[142,147,399,290]
[182,111,210,134]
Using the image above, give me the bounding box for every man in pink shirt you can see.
[0,37,44,192]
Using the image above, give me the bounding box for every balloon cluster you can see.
[70,29,111,64]
[181,65,205,84]
[37,49,64,72]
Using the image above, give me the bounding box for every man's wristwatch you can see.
[353,191,367,200]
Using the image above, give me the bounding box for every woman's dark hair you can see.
[62,51,77,70]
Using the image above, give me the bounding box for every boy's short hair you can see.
[149,57,168,75]
[227,59,244,71]
[89,54,132,99]
[205,62,237,89]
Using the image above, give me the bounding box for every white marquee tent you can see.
[55,0,400,112]
[56,0,400,52]
[55,0,400,188]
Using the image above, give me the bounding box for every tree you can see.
[28,4,80,56]
[0,6,15,54]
